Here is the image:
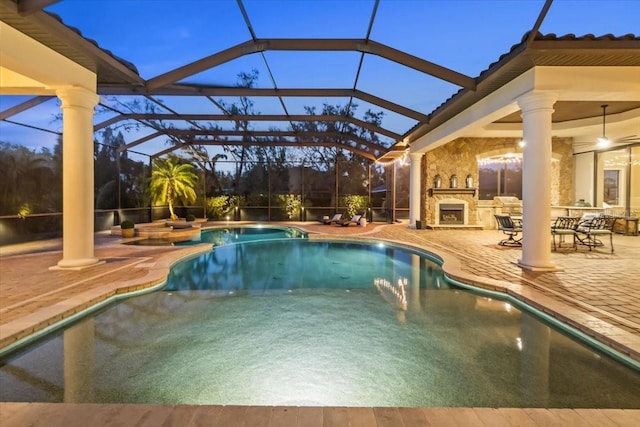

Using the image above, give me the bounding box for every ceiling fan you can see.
[574,104,639,151]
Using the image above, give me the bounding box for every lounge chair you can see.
[338,214,362,227]
[319,213,342,225]
[551,216,580,251]
[494,214,522,246]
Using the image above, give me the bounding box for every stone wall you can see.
[421,137,573,225]
[551,137,574,205]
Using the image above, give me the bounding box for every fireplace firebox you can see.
[439,203,464,225]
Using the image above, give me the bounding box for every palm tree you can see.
[0,143,54,215]
[149,156,198,220]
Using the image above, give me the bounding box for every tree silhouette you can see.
[0,142,54,215]
[218,69,262,196]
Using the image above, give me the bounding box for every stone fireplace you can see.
[435,198,469,226]
[423,137,573,230]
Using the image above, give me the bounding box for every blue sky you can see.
[2,0,639,160]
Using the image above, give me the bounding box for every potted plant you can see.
[186,213,196,222]
[120,219,135,238]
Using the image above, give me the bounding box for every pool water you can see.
[1,240,639,407]
[177,225,307,247]
[166,240,432,293]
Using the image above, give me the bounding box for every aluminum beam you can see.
[93,113,402,140]
[146,38,475,91]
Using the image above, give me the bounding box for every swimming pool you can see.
[1,238,639,407]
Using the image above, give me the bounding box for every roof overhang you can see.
[0,20,95,94]
[0,0,143,87]
[393,34,640,159]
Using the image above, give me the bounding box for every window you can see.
[603,169,620,205]
[478,158,523,200]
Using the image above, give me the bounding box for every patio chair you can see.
[319,213,342,225]
[338,214,363,227]
[574,215,615,252]
[494,214,522,246]
[551,216,580,251]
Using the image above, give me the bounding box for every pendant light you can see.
[597,104,611,147]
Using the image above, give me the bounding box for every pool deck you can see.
[1,221,639,426]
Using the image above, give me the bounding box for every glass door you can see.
[596,145,640,216]
[631,146,640,217]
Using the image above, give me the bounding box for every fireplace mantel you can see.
[429,188,476,197]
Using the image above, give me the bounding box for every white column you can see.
[55,86,101,269]
[517,91,558,271]
[409,152,424,228]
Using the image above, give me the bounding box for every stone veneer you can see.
[421,137,573,225]
[551,137,574,205]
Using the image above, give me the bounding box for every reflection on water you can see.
[165,240,423,293]
[374,277,408,310]
[176,225,307,247]
[1,240,639,407]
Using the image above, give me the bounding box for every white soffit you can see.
[534,66,640,101]
[0,21,96,95]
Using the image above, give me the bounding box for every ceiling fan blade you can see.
[614,135,639,142]
[573,139,639,150]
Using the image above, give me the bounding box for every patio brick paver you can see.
[1,221,639,426]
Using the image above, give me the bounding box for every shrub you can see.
[206,195,232,219]
[120,219,135,229]
[340,195,368,218]
[186,213,196,222]
[277,194,302,219]
[17,203,31,220]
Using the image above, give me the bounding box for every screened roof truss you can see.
[2,0,640,161]
[143,38,476,92]
[0,0,558,161]
[93,33,475,160]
